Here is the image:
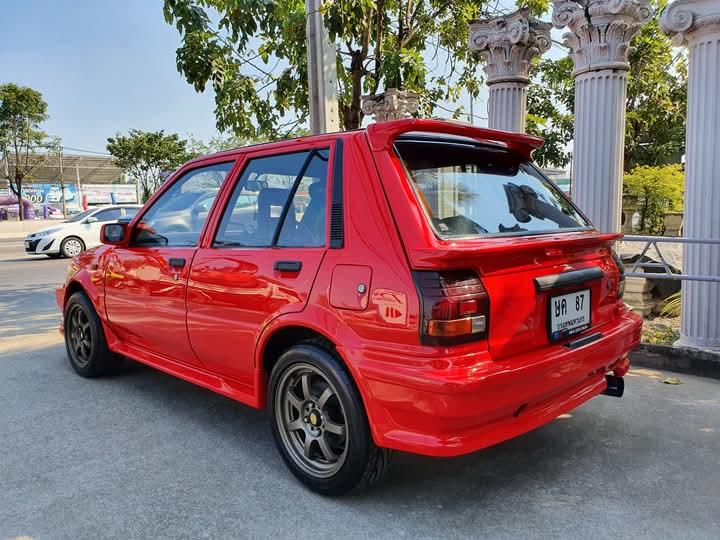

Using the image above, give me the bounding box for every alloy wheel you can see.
[274,363,348,478]
[67,305,92,368]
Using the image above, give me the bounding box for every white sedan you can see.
[24,205,142,258]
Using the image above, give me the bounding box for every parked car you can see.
[56,119,641,495]
[25,204,141,258]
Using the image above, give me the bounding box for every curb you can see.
[630,343,720,380]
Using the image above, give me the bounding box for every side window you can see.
[94,208,123,222]
[133,162,233,247]
[214,149,329,248]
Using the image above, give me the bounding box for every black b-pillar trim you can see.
[329,138,344,249]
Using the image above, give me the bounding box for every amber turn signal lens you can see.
[427,315,486,337]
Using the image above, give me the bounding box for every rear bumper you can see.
[356,311,642,457]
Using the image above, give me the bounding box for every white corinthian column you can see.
[552,0,652,233]
[661,0,720,350]
[469,8,552,133]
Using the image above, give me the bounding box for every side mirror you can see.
[85,216,98,224]
[101,222,128,245]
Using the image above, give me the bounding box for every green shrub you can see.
[623,164,684,234]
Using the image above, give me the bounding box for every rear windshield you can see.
[395,139,590,238]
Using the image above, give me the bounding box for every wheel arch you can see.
[61,268,120,350]
[253,314,370,414]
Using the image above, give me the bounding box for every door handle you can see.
[274,260,302,272]
[169,257,186,269]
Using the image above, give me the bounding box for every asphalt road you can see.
[1,239,719,539]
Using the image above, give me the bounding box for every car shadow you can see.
[0,282,63,339]
[102,355,600,504]
[0,256,63,263]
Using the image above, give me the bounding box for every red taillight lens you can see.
[611,249,626,298]
[413,270,489,345]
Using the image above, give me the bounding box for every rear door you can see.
[104,161,235,366]
[186,144,334,387]
[470,237,620,359]
[390,137,623,358]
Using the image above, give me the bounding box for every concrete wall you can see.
[0,220,57,238]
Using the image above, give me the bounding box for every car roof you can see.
[90,204,142,211]
[185,118,543,166]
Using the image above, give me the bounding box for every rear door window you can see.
[214,149,329,248]
[395,139,589,238]
[93,208,123,222]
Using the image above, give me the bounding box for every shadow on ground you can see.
[2,342,719,538]
[0,282,62,338]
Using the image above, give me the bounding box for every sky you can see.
[2,1,565,155]
[2,0,218,154]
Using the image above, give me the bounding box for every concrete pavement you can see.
[1,240,718,539]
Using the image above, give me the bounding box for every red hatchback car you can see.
[57,119,641,494]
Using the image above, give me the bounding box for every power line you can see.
[431,101,488,121]
[61,146,111,156]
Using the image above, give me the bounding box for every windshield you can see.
[395,139,590,238]
[64,209,96,223]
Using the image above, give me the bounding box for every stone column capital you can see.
[360,89,420,122]
[552,0,653,76]
[469,8,552,84]
[660,0,720,46]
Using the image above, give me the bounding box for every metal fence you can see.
[622,235,720,283]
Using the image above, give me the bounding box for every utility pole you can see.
[58,149,67,218]
[305,0,339,134]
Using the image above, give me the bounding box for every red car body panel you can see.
[57,119,642,457]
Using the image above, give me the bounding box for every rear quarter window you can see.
[394,139,590,238]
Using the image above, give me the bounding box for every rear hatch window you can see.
[394,138,590,238]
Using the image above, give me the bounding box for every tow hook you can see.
[603,375,624,398]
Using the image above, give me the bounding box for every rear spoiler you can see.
[366,118,544,160]
[409,231,622,268]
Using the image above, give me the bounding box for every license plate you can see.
[24,241,30,249]
[548,289,591,341]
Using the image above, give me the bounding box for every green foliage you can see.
[106,130,193,202]
[187,134,254,156]
[623,164,684,234]
[660,291,681,318]
[527,0,686,170]
[0,83,52,220]
[624,6,687,170]
[527,57,574,168]
[163,0,549,138]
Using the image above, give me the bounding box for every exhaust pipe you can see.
[603,375,624,398]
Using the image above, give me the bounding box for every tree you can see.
[163,1,549,139]
[0,83,49,221]
[527,0,687,171]
[187,134,255,157]
[624,164,683,234]
[106,130,192,202]
[526,56,574,168]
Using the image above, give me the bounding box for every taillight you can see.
[413,270,489,345]
[611,249,626,298]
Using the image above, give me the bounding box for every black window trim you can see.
[212,147,332,249]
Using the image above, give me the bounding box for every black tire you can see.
[64,291,121,377]
[268,341,392,495]
[60,236,85,258]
